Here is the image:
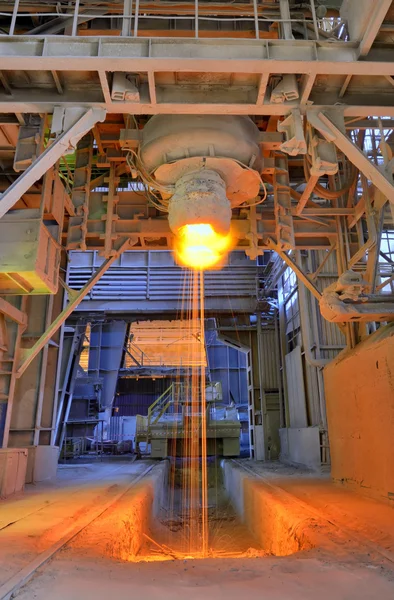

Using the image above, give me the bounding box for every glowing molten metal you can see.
[175,224,232,270]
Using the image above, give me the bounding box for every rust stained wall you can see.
[324,328,394,503]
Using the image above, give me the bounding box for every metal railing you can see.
[124,340,205,369]
[148,382,178,425]
[1,1,346,42]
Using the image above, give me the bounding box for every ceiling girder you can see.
[0,37,394,115]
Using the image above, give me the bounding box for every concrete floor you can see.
[1,459,394,599]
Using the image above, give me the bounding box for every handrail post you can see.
[122,0,133,36]
[72,0,80,37]
[252,0,259,40]
[10,0,20,35]
[195,0,199,38]
[133,0,140,37]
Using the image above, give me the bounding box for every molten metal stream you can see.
[167,269,208,556]
[175,224,232,270]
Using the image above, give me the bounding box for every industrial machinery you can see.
[1,0,394,472]
[136,382,241,459]
[123,114,265,269]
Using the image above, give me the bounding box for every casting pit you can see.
[112,459,326,562]
[221,460,333,557]
[70,460,347,564]
[138,458,265,560]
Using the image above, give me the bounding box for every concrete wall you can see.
[324,326,394,503]
[279,427,321,470]
[221,461,332,556]
[108,461,168,560]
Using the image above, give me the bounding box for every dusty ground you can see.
[13,553,394,600]
[240,460,394,555]
[0,458,153,587]
[1,458,394,599]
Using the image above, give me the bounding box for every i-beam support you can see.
[0,107,106,219]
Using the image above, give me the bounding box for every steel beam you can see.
[0,108,105,219]
[1,38,394,115]
[295,175,319,215]
[307,110,394,208]
[2,99,394,118]
[268,240,322,301]
[0,297,27,327]
[358,0,392,56]
[341,0,393,57]
[15,238,132,378]
[0,37,392,76]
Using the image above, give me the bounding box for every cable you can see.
[231,157,268,207]
[126,151,268,211]
[303,154,357,200]
[126,150,172,213]
[303,121,358,200]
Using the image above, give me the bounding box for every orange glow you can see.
[175,224,232,270]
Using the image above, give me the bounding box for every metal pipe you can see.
[195,0,199,38]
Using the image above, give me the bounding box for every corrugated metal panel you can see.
[312,250,346,355]
[304,362,321,426]
[260,329,279,390]
[285,346,307,428]
[67,250,257,301]
[206,330,248,405]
